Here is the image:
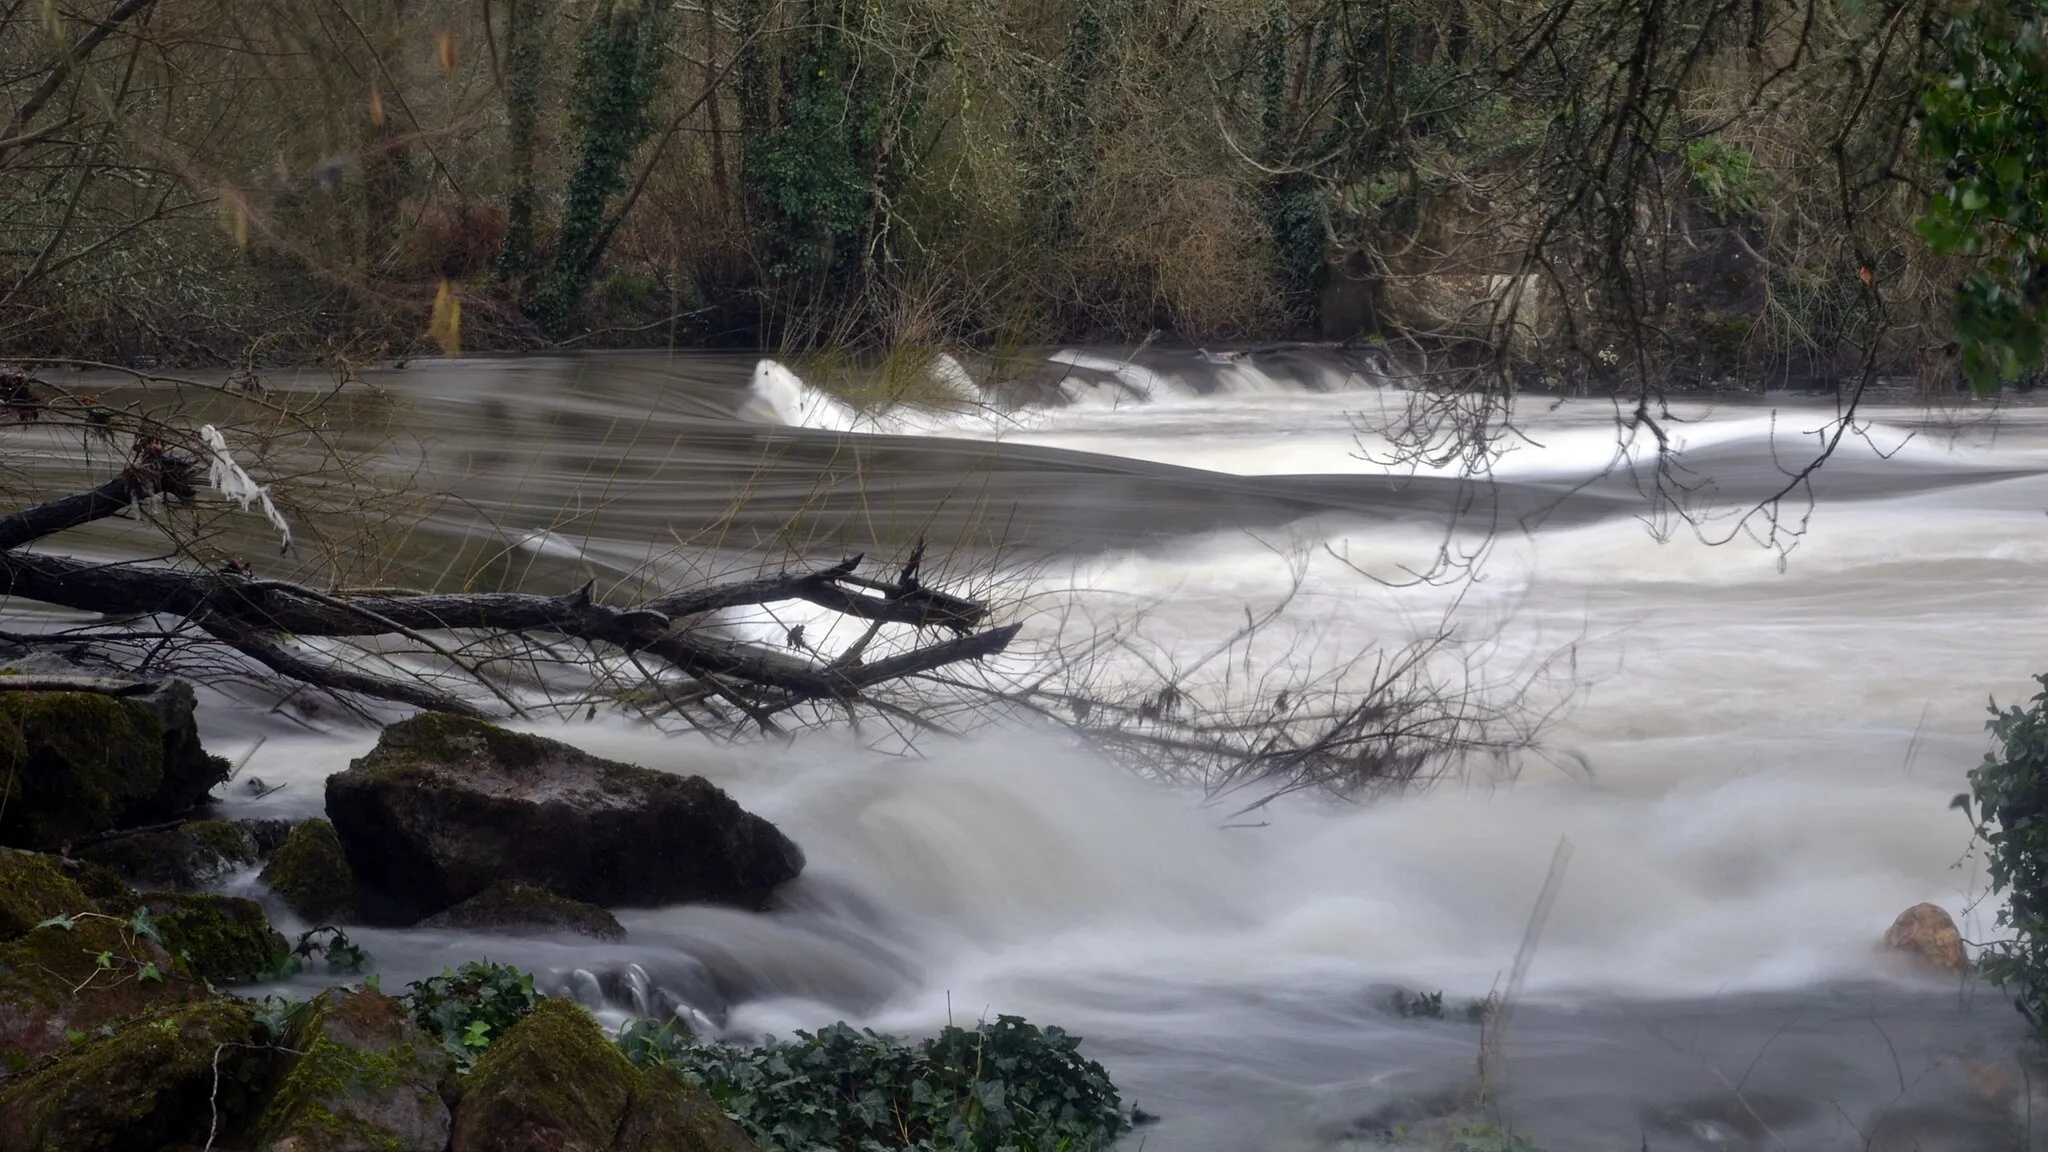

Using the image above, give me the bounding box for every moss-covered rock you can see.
[327,713,803,922]
[79,817,290,891]
[0,682,230,850]
[140,892,289,984]
[63,857,138,915]
[252,987,453,1152]
[0,997,269,1150]
[0,912,203,1072]
[452,998,757,1152]
[617,1065,761,1152]
[453,998,636,1152]
[0,848,92,941]
[420,881,624,940]
[261,818,358,922]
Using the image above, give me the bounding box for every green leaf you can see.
[128,906,161,945]
[137,962,162,984]
[35,914,75,932]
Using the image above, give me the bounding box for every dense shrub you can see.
[401,960,543,1068]
[619,1014,1130,1151]
[1960,673,2048,1029]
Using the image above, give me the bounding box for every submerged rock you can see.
[252,987,453,1152]
[0,682,230,850]
[1883,903,1966,973]
[260,818,359,923]
[79,817,290,891]
[452,997,755,1152]
[326,714,803,922]
[138,892,289,984]
[0,998,268,1150]
[421,880,625,941]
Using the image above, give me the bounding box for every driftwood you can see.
[0,457,1019,722]
[0,674,165,696]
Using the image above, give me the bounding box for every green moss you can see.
[140,892,288,984]
[0,848,92,941]
[79,819,263,890]
[420,880,624,940]
[0,997,267,1151]
[353,712,562,781]
[619,1065,762,1152]
[65,859,137,915]
[253,988,452,1152]
[260,819,357,922]
[0,692,166,850]
[0,916,198,1071]
[453,998,637,1150]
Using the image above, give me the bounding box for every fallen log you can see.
[0,465,1018,722]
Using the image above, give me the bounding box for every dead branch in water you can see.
[0,379,1017,722]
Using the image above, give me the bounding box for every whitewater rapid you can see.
[176,349,2048,1149]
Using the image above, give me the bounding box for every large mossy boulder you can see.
[252,987,453,1152]
[261,817,359,923]
[0,998,269,1150]
[326,714,803,922]
[451,998,756,1152]
[0,682,231,850]
[0,848,93,941]
[79,817,290,891]
[0,913,203,1072]
[139,892,289,984]
[421,881,624,940]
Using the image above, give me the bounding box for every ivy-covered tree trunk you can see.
[523,0,677,338]
[494,0,548,287]
[735,0,944,329]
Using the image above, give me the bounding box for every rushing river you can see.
[16,348,2048,1149]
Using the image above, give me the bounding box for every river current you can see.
[14,348,2048,1149]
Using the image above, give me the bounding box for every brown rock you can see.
[251,987,453,1152]
[1883,902,1966,973]
[452,998,757,1152]
[420,881,624,941]
[325,714,803,922]
[0,998,268,1149]
[0,914,201,1072]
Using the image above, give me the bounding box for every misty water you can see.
[19,348,2048,1149]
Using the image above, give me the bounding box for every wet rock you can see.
[421,881,625,941]
[62,857,140,915]
[453,998,635,1152]
[252,987,453,1152]
[139,892,289,984]
[1883,903,1966,973]
[0,998,269,1149]
[616,1065,762,1152]
[0,911,204,1072]
[78,817,291,891]
[0,848,93,941]
[326,714,803,922]
[0,682,231,850]
[261,818,359,923]
[452,998,756,1152]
